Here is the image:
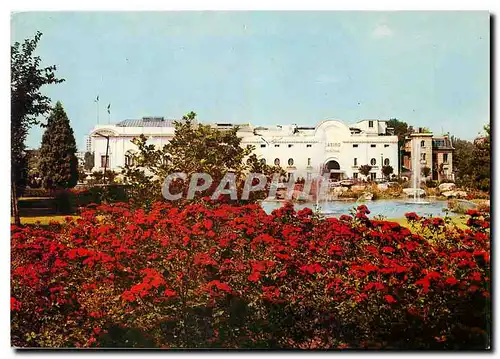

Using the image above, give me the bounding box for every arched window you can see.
[421,140,425,148]
[260,158,266,165]
[288,158,294,166]
[384,158,390,166]
[125,151,136,166]
[274,158,280,166]
[370,158,376,166]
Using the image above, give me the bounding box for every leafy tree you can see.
[451,136,475,188]
[358,165,372,179]
[122,111,285,206]
[382,165,394,180]
[87,170,118,186]
[84,152,94,172]
[11,31,64,224]
[25,149,42,188]
[38,102,78,189]
[387,118,413,175]
[470,125,490,192]
[451,126,490,193]
[421,166,431,178]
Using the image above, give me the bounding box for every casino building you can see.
[89,117,399,181]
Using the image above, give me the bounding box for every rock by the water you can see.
[403,188,426,197]
[351,185,366,192]
[333,186,348,194]
[377,183,389,191]
[442,190,468,198]
[438,182,456,193]
[358,192,374,201]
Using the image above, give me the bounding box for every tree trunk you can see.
[11,180,21,226]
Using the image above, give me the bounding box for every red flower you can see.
[405,212,420,221]
[384,295,397,304]
[248,272,261,282]
[10,297,21,311]
[203,219,213,230]
[357,205,370,214]
[381,246,395,253]
[164,289,177,297]
[466,209,480,217]
[208,280,232,293]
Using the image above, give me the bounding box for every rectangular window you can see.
[353,144,358,148]
[101,155,109,168]
[307,173,312,181]
[306,144,312,148]
[421,153,426,161]
[369,120,374,128]
[260,144,266,148]
[353,173,358,179]
[353,158,357,166]
[384,144,389,148]
[443,153,448,163]
[370,173,376,180]
[371,144,376,148]
[307,158,311,166]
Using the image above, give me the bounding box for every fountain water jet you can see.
[406,135,431,205]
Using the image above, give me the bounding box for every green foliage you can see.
[451,125,490,192]
[87,170,118,186]
[471,125,490,192]
[387,118,412,143]
[381,165,393,179]
[425,179,438,188]
[451,136,476,188]
[358,165,372,178]
[39,102,78,189]
[84,152,94,172]
[25,149,42,188]
[387,118,413,172]
[421,166,431,178]
[11,31,64,192]
[122,111,285,206]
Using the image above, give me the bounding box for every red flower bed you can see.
[11,201,490,349]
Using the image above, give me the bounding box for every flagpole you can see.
[95,95,100,125]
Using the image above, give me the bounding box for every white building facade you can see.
[89,117,399,180]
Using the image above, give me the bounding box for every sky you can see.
[11,11,490,150]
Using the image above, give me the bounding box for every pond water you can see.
[260,199,456,219]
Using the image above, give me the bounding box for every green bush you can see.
[425,180,438,188]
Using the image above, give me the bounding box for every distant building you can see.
[89,116,399,180]
[75,151,86,168]
[84,135,93,153]
[402,128,454,181]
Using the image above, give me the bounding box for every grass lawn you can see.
[11,213,469,230]
[11,216,80,225]
[18,197,55,201]
[386,215,469,230]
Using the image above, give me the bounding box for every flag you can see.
[95,95,99,102]
[107,104,111,114]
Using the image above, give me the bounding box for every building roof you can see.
[116,117,179,128]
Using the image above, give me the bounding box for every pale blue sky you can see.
[11,11,489,150]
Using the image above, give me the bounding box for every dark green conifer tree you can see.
[39,102,78,189]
